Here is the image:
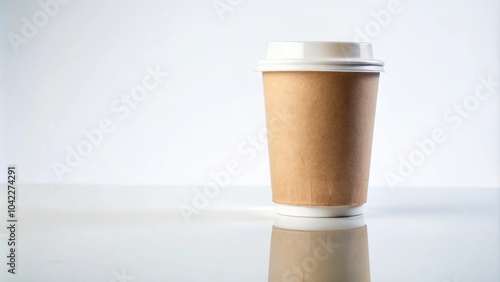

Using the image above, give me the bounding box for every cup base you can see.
[273,214,365,231]
[275,203,364,218]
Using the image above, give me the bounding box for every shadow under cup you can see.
[268,215,370,282]
[258,42,384,217]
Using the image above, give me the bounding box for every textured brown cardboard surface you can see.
[263,72,379,206]
[268,225,370,281]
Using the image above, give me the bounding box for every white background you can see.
[1,0,499,188]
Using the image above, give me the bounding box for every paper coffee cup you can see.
[268,215,371,281]
[257,42,384,217]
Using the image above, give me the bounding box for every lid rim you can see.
[258,60,385,67]
[257,64,384,73]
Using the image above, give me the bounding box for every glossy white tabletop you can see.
[0,186,498,282]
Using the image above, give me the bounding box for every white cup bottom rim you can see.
[275,203,364,218]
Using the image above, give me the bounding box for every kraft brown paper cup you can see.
[257,42,384,217]
[268,215,370,282]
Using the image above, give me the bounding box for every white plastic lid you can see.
[257,41,384,72]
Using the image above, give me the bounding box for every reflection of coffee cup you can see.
[268,215,370,282]
[258,42,384,217]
